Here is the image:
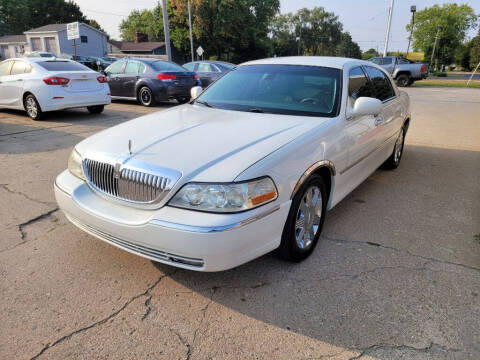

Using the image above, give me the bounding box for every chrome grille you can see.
[84,159,173,203]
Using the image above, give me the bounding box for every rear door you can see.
[122,61,143,97]
[105,61,126,96]
[0,60,14,106]
[3,60,28,106]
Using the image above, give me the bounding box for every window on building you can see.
[81,36,88,43]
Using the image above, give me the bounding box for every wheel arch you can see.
[22,91,42,111]
[290,161,335,202]
[394,70,411,79]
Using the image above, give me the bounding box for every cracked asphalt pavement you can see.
[1,88,479,360]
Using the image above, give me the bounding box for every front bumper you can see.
[54,170,290,271]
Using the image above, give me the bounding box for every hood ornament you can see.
[128,139,132,155]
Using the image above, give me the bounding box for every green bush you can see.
[432,71,447,77]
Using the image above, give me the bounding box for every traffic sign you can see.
[196,46,204,57]
[67,22,80,40]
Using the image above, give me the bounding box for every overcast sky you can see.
[76,0,480,52]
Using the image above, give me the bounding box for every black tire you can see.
[138,86,155,107]
[176,96,190,104]
[24,94,43,120]
[382,125,406,170]
[396,74,410,87]
[87,105,104,114]
[277,174,328,262]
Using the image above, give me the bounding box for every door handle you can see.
[374,117,383,126]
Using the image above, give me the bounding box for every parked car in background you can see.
[24,51,56,59]
[368,56,426,87]
[104,58,200,106]
[55,56,410,271]
[102,57,119,63]
[183,60,235,87]
[0,57,110,120]
[59,54,97,70]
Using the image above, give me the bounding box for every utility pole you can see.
[406,5,416,57]
[429,27,440,72]
[161,0,172,61]
[383,0,395,56]
[187,0,194,62]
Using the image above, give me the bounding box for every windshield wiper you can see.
[196,100,215,108]
[247,108,264,113]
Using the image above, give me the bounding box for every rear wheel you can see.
[24,94,43,120]
[382,125,406,170]
[277,174,328,262]
[176,96,190,104]
[87,105,104,114]
[138,86,155,107]
[396,74,410,87]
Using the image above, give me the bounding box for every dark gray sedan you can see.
[183,61,235,87]
[105,58,200,106]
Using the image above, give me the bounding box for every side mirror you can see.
[190,86,203,100]
[350,97,382,118]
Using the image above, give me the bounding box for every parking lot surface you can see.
[1,88,479,360]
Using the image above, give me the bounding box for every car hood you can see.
[78,104,328,183]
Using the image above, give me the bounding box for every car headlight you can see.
[169,177,278,213]
[68,148,86,181]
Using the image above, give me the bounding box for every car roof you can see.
[6,57,74,64]
[186,60,234,65]
[241,56,370,69]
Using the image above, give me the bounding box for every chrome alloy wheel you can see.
[295,185,323,250]
[140,88,152,105]
[394,128,405,163]
[25,97,38,118]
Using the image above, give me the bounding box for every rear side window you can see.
[348,67,374,105]
[0,61,13,76]
[183,63,195,71]
[364,66,395,101]
[105,61,125,75]
[150,61,185,72]
[11,61,28,75]
[125,61,140,74]
[37,61,90,71]
[369,58,381,65]
[382,57,393,65]
[197,63,211,72]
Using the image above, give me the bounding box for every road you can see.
[1,88,479,360]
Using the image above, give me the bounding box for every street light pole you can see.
[429,27,440,72]
[383,0,395,57]
[187,0,194,62]
[161,0,172,61]
[406,5,416,57]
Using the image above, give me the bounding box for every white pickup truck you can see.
[369,56,427,87]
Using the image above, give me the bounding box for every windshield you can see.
[150,61,186,72]
[196,64,341,117]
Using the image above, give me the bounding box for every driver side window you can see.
[348,67,374,107]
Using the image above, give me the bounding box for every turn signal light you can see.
[157,74,176,80]
[97,75,107,83]
[43,76,70,85]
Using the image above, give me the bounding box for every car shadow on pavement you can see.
[148,144,480,358]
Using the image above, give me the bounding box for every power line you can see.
[83,9,128,17]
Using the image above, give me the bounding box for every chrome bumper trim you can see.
[65,213,204,268]
[150,205,280,233]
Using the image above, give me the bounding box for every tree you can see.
[119,6,164,42]
[270,7,361,59]
[337,32,361,59]
[406,3,477,67]
[0,0,87,36]
[362,48,379,60]
[470,31,480,70]
[169,0,279,63]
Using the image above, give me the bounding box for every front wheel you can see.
[138,86,155,107]
[87,105,104,114]
[382,126,406,170]
[277,174,328,262]
[24,94,43,120]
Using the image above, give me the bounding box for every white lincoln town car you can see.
[54,57,410,271]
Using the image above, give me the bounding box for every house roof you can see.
[0,35,27,44]
[109,40,165,52]
[24,22,106,36]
